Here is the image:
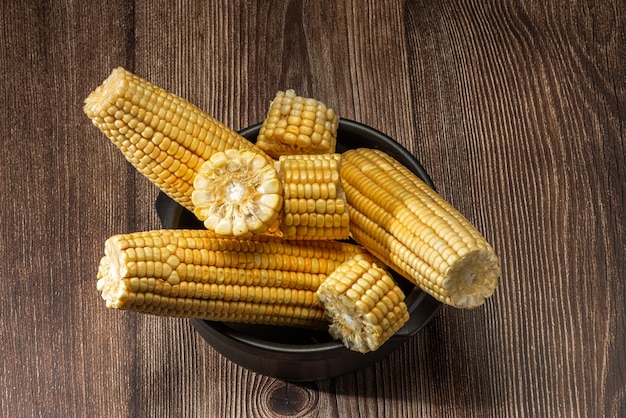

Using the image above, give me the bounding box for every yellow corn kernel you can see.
[84,67,271,212]
[341,148,501,309]
[96,229,370,327]
[316,254,409,353]
[256,89,339,158]
[277,154,350,240]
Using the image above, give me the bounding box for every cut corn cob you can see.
[316,254,410,353]
[191,148,283,237]
[277,153,350,240]
[341,148,500,309]
[83,67,271,212]
[256,89,339,158]
[96,229,369,327]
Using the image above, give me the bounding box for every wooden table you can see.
[2,1,624,416]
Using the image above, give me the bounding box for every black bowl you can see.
[154,118,441,381]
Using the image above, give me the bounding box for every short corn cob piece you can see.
[191,149,283,237]
[277,153,350,240]
[256,89,339,158]
[316,254,410,353]
[341,148,501,309]
[96,229,369,327]
[83,67,271,212]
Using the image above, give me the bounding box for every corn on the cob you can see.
[256,89,339,158]
[191,148,283,237]
[316,254,409,353]
[83,67,271,212]
[340,148,500,309]
[277,153,350,240]
[96,229,369,327]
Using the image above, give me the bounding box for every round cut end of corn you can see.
[257,89,339,158]
[96,238,131,309]
[192,149,283,237]
[443,249,500,309]
[316,254,410,353]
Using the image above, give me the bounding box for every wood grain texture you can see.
[1,0,623,417]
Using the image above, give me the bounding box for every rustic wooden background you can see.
[1,0,624,416]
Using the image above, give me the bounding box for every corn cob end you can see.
[83,67,128,120]
[96,235,132,310]
[191,148,283,237]
[442,248,500,309]
[316,254,410,353]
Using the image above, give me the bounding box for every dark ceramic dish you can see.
[154,118,442,381]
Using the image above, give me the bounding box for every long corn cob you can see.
[341,148,500,309]
[191,148,283,237]
[83,67,271,212]
[256,89,339,158]
[316,254,409,353]
[277,153,350,240]
[96,229,369,327]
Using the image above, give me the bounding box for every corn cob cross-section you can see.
[277,153,350,240]
[191,148,283,237]
[256,89,339,158]
[83,67,271,213]
[316,254,410,353]
[341,148,501,309]
[96,229,370,328]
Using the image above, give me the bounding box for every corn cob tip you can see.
[316,254,410,353]
[83,67,129,120]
